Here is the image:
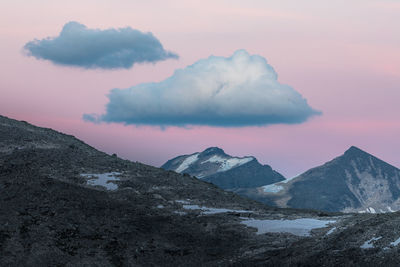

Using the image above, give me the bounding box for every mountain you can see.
[0,115,268,265]
[6,115,400,265]
[242,146,400,213]
[162,147,285,190]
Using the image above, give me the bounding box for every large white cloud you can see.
[84,50,321,127]
[24,21,178,69]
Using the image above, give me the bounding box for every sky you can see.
[1,0,400,177]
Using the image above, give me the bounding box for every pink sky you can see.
[1,0,400,177]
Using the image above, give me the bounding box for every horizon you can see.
[3,111,394,180]
[2,0,400,177]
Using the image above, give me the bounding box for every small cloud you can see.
[24,21,178,69]
[84,50,321,127]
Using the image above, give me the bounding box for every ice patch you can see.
[358,206,395,214]
[358,207,382,213]
[262,184,284,193]
[360,236,382,249]
[175,153,199,173]
[367,207,376,214]
[202,155,253,172]
[390,237,400,246]
[326,227,337,236]
[262,176,296,193]
[388,206,395,212]
[241,218,336,237]
[81,172,121,190]
[175,200,191,204]
[182,204,202,210]
[182,205,252,215]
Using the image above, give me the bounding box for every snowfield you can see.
[241,218,336,237]
[360,237,382,249]
[358,206,398,214]
[182,204,253,215]
[201,155,253,172]
[81,172,121,190]
[175,153,199,173]
[325,227,337,236]
[390,237,400,246]
[262,176,297,193]
[175,200,191,204]
[262,183,284,193]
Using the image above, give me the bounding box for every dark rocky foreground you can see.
[2,115,400,266]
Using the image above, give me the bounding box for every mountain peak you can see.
[343,146,370,158]
[346,145,363,152]
[162,147,285,189]
[201,147,226,156]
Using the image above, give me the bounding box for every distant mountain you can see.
[241,146,400,213]
[162,147,285,189]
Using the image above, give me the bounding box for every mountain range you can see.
[5,114,400,265]
[255,146,400,213]
[164,146,400,213]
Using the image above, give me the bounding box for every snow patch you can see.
[359,206,396,214]
[182,204,202,210]
[182,205,252,215]
[262,176,296,193]
[175,153,199,173]
[262,184,284,193]
[241,218,336,236]
[390,237,400,246]
[175,200,191,204]
[202,155,253,172]
[388,206,395,212]
[81,172,121,190]
[326,227,337,236]
[360,236,382,249]
[367,207,376,214]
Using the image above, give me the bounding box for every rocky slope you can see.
[4,115,400,266]
[162,147,285,189]
[240,146,400,213]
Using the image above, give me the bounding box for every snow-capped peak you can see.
[171,147,255,175]
[162,146,285,190]
[202,147,225,154]
[202,155,254,172]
